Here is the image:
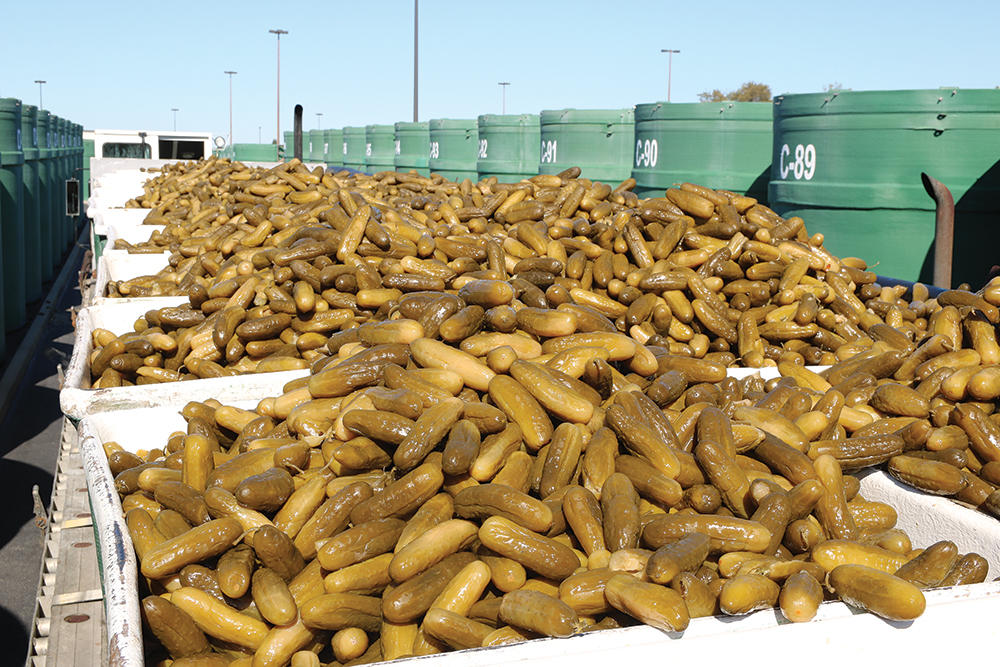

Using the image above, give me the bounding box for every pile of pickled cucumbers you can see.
[97,157,1000,667]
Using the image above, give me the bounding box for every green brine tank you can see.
[476,114,540,183]
[394,121,430,176]
[325,129,342,170]
[0,98,24,333]
[342,127,367,172]
[36,109,55,282]
[428,119,479,182]
[364,125,395,175]
[538,109,634,185]
[631,101,772,201]
[769,88,1000,287]
[309,129,326,164]
[20,105,42,303]
[233,144,279,162]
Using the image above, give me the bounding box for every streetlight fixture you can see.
[498,82,510,115]
[171,108,178,131]
[661,49,680,103]
[34,80,45,109]
[269,29,288,146]
[225,71,237,146]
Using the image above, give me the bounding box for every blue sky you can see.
[2,0,997,144]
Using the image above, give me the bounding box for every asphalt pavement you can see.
[0,228,86,666]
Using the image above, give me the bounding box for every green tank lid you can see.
[538,108,635,185]
[342,126,367,172]
[394,121,430,176]
[428,118,479,182]
[632,101,772,201]
[769,88,1000,287]
[365,124,396,175]
[476,114,539,183]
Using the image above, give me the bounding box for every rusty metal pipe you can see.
[921,172,954,289]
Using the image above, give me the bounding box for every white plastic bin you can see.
[77,402,1000,667]
[104,224,168,255]
[60,299,308,419]
[93,253,173,305]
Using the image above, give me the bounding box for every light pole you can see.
[661,49,680,102]
[34,80,45,109]
[171,108,178,131]
[498,82,510,115]
[413,0,418,122]
[270,29,288,146]
[316,112,322,129]
[225,71,237,146]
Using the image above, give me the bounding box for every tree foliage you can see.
[698,81,772,103]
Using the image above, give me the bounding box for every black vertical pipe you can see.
[294,104,303,161]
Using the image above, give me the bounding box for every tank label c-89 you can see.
[779,143,816,180]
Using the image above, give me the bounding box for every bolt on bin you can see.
[631,101,773,202]
[769,88,1000,287]
[428,118,480,183]
[342,126,367,173]
[477,114,540,184]
[394,121,430,176]
[324,129,341,170]
[365,125,396,176]
[36,109,55,282]
[538,108,635,186]
[0,98,25,333]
